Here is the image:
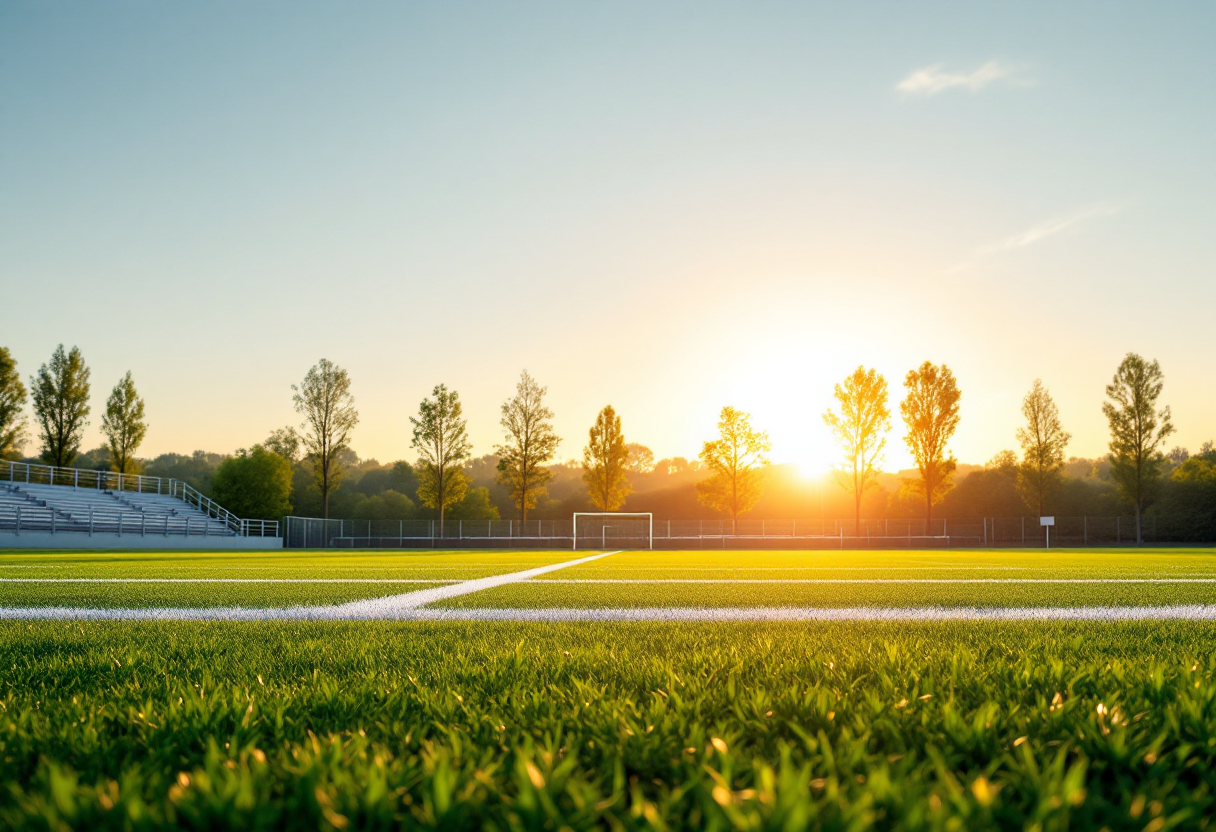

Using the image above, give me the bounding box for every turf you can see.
[437,580,1216,609]
[2,547,1215,829]
[0,550,575,581]
[0,581,441,609]
[1,620,1214,830]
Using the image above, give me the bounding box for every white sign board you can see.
[1040,516,1055,527]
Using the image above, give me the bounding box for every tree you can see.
[696,406,771,531]
[823,366,890,531]
[31,344,91,468]
[1015,379,1070,516]
[900,361,961,525]
[582,405,632,511]
[626,443,656,474]
[448,486,502,521]
[292,359,358,519]
[1103,353,1174,544]
[0,347,28,460]
[494,370,560,522]
[101,372,148,475]
[263,426,303,463]
[411,384,472,536]
[210,445,294,519]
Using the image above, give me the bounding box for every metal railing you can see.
[1,461,279,538]
[1,460,171,494]
[282,514,1200,549]
[0,504,234,538]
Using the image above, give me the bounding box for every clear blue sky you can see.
[2,2,1213,470]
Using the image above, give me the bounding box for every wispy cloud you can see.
[986,202,1123,253]
[896,61,1019,96]
[945,202,1125,275]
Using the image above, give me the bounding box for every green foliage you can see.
[293,359,359,519]
[495,371,560,521]
[900,361,961,523]
[143,451,226,494]
[411,384,473,531]
[1016,380,1070,516]
[30,344,91,467]
[101,371,148,474]
[0,346,28,460]
[210,446,294,520]
[1103,353,1174,542]
[583,405,632,511]
[350,489,416,521]
[447,485,502,521]
[0,618,1214,829]
[697,407,770,528]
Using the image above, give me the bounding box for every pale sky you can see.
[2,2,1213,473]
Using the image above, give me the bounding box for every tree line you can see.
[1,346,1210,544]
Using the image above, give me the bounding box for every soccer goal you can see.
[572,512,653,550]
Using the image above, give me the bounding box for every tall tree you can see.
[292,359,358,519]
[411,384,472,536]
[101,371,148,475]
[1015,379,1070,516]
[696,406,771,532]
[31,344,91,468]
[900,361,961,525]
[1103,353,1174,544]
[823,366,891,531]
[582,405,632,511]
[494,370,560,522]
[0,347,28,460]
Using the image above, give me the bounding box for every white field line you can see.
[5,605,1216,622]
[527,578,1216,584]
[0,578,459,584]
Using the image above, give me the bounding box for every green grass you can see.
[559,549,1216,580]
[0,550,574,581]
[436,580,1216,609]
[1,620,1214,830]
[2,547,1215,829]
[0,581,437,609]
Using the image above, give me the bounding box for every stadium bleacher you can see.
[0,481,235,537]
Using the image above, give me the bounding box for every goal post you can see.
[572,512,653,550]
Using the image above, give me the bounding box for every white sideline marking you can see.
[0,578,459,584]
[527,578,1216,584]
[4,605,1216,622]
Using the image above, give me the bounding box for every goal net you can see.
[572,512,653,550]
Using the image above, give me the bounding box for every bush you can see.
[210,446,293,520]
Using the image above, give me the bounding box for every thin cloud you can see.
[945,202,1125,275]
[989,202,1123,252]
[896,61,1018,96]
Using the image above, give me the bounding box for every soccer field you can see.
[2,547,1215,828]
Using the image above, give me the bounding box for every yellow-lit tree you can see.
[823,366,890,532]
[582,405,632,511]
[697,407,771,532]
[900,361,961,525]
